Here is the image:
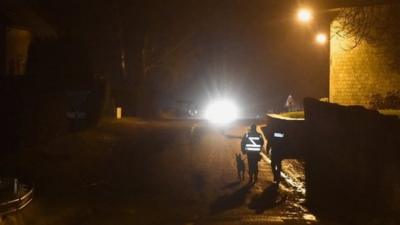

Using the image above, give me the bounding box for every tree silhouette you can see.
[333,4,400,71]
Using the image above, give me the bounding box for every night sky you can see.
[28,0,336,112]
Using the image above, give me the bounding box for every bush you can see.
[369,90,400,109]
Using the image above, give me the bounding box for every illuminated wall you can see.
[330,21,400,107]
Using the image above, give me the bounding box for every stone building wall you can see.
[330,20,400,107]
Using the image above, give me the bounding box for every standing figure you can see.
[285,94,295,112]
[266,129,285,185]
[241,124,264,183]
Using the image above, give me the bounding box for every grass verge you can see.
[277,111,305,119]
[379,109,400,118]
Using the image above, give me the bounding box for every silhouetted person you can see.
[241,124,264,183]
[265,128,284,185]
[285,94,295,112]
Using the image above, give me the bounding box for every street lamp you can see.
[315,33,328,45]
[297,8,313,23]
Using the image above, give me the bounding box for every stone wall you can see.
[304,98,400,220]
[330,20,400,107]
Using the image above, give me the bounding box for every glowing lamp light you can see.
[205,100,238,125]
[297,8,313,23]
[315,33,328,45]
[116,107,122,119]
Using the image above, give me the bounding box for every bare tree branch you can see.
[335,4,400,71]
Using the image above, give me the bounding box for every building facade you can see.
[329,6,400,108]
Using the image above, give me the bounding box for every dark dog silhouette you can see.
[235,153,245,181]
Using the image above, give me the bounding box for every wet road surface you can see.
[0,118,322,225]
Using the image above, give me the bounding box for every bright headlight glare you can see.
[205,100,238,124]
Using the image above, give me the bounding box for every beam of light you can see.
[297,8,313,23]
[315,33,328,45]
[204,99,238,125]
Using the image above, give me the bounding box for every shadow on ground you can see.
[221,181,241,191]
[209,183,253,214]
[191,172,206,192]
[249,184,286,214]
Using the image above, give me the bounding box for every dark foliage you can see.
[369,90,400,109]
[335,4,400,71]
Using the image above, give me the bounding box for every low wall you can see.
[261,114,305,159]
[303,98,400,218]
